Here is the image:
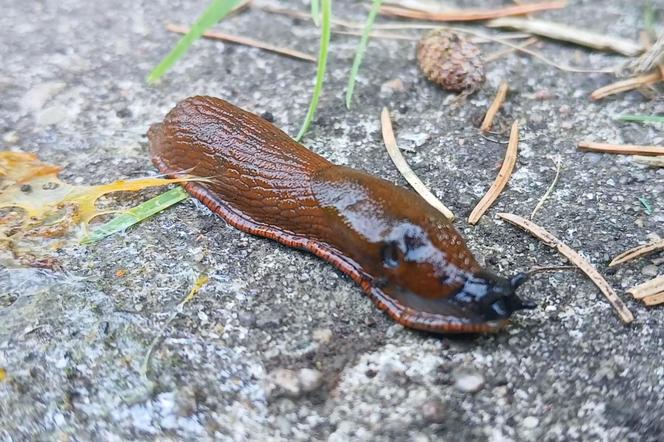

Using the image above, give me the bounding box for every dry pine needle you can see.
[380,107,455,220]
[468,121,519,225]
[498,213,634,324]
[610,239,664,267]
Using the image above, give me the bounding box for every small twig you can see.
[633,155,664,167]
[527,265,578,275]
[378,1,567,22]
[498,213,634,324]
[530,156,562,220]
[590,70,662,100]
[166,23,316,62]
[480,81,509,132]
[610,239,664,267]
[468,121,519,225]
[380,107,455,220]
[484,37,538,63]
[141,274,210,386]
[578,141,664,156]
[488,17,643,56]
[628,275,664,299]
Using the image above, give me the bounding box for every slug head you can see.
[313,166,535,332]
[376,223,535,328]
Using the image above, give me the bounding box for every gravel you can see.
[1,0,663,440]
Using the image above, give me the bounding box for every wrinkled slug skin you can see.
[148,96,532,334]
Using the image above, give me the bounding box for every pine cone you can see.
[417,29,485,94]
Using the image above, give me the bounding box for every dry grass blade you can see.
[578,141,664,156]
[468,121,519,225]
[261,6,614,73]
[141,274,210,387]
[643,292,664,306]
[379,1,567,22]
[484,37,538,63]
[498,213,634,324]
[633,155,664,167]
[488,17,643,56]
[380,107,455,220]
[590,71,662,100]
[609,239,664,267]
[334,29,419,41]
[227,0,252,16]
[480,81,509,132]
[628,275,664,299]
[166,24,316,62]
[530,156,562,220]
[622,33,664,75]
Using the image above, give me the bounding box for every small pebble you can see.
[266,367,323,398]
[642,265,659,277]
[116,108,132,118]
[266,368,301,398]
[312,328,333,345]
[37,105,69,126]
[421,398,446,424]
[20,81,66,112]
[453,370,485,393]
[298,368,323,393]
[522,416,539,429]
[256,310,283,329]
[2,131,19,145]
[380,78,406,95]
[238,311,256,327]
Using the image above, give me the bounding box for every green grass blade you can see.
[295,0,331,141]
[81,187,190,244]
[638,197,653,215]
[311,0,320,27]
[617,114,664,124]
[345,0,383,109]
[644,0,656,39]
[147,0,242,83]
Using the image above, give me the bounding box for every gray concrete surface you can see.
[1,0,663,440]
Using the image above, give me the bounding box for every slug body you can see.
[148,96,533,333]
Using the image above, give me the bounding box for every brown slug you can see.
[148,96,534,334]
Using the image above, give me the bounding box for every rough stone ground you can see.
[1,0,663,440]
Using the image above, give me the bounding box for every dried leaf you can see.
[498,212,634,324]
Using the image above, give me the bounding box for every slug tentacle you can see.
[148,96,532,334]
